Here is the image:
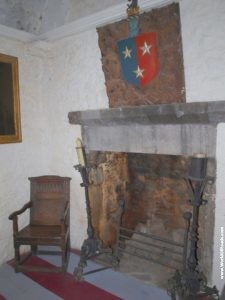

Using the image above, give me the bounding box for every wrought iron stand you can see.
[73,164,112,280]
[168,155,219,300]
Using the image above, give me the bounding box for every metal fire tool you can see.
[73,141,112,281]
[168,154,219,300]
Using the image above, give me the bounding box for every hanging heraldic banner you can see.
[117,32,159,87]
[97,3,186,106]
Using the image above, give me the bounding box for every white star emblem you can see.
[133,66,144,78]
[122,46,132,59]
[140,41,152,55]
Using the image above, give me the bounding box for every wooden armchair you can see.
[9,175,71,273]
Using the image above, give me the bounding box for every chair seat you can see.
[16,225,67,243]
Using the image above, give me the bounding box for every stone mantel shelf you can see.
[68,101,225,157]
[68,101,225,127]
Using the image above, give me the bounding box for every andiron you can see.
[168,154,219,300]
[73,139,112,281]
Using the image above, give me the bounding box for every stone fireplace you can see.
[68,100,225,291]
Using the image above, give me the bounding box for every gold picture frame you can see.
[0,53,22,144]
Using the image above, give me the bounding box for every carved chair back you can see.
[29,176,70,226]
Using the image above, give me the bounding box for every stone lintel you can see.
[68,101,225,127]
[83,124,216,157]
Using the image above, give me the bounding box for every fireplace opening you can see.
[87,151,216,288]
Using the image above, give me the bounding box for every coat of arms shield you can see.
[117,32,159,87]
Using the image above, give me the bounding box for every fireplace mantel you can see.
[68,101,225,157]
[68,101,225,127]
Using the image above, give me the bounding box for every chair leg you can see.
[61,243,66,273]
[66,236,70,266]
[67,235,70,259]
[61,237,70,273]
[31,245,38,255]
[14,243,20,272]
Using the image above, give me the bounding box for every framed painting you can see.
[0,53,22,144]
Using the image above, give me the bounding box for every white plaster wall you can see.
[0,18,111,271]
[0,28,109,266]
[41,0,225,289]
[0,38,53,264]
[0,0,225,293]
[180,0,225,292]
[214,124,225,293]
[42,30,109,249]
[180,0,225,102]
[42,0,225,290]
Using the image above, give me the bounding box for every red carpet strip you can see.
[13,256,120,300]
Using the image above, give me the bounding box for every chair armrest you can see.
[8,201,32,220]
